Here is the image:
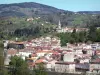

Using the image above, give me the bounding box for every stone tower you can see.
[58,20,61,29]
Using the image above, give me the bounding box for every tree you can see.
[78,31,87,42]
[57,33,68,46]
[33,63,47,75]
[88,25,97,42]
[71,28,78,43]
[34,26,40,34]
[9,56,30,75]
[0,41,10,75]
[96,29,100,42]
[0,42,4,75]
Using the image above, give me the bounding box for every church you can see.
[56,20,88,33]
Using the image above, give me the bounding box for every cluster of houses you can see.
[3,36,100,74]
[26,17,41,22]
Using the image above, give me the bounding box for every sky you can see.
[0,0,100,12]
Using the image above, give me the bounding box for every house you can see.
[36,50,52,57]
[7,41,25,49]
[55,61,75,73]
[17,51,32,60]
[75,54,91,63]
[83,49,93,56]
[75,49,83,54]
[90,58,100,73]
[3,40,9,48]
[80,58,90,63]
[26,18,34,21]
[75,63,89,72]
[4,48,18,65]
[63,53,74,62]
[44,60,57,71]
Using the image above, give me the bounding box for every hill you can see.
[0,2,67,17]
[0,2,75,26]
[0,2,100,40]
[77,11,100,14]
[0,2,100,27]
[0,2,100,17]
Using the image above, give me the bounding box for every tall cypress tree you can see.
[88,25,96,42]
[0,42,4,75]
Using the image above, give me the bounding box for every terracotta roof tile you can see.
[7,49,17,55]
[35,59,44,64]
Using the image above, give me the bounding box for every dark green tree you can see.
[78,31,87,42]
[71,28,78,43]
[0,42,4,75]
[9,56,30,75]
[34,26,40,34]
[88,25,97,42]
[96,28,100,42]
[34,63,47,75]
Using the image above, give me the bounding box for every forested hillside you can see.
[0,2,100,40]
[0,2,100,27]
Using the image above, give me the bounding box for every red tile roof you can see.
[35,59,44,64]
[7,49,17,55]
[91,58,100,64]
[31,54,37,57]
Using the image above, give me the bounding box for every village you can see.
[3,35,100,74]
[0,0,100,75]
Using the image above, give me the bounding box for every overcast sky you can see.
[1,0,100,12]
